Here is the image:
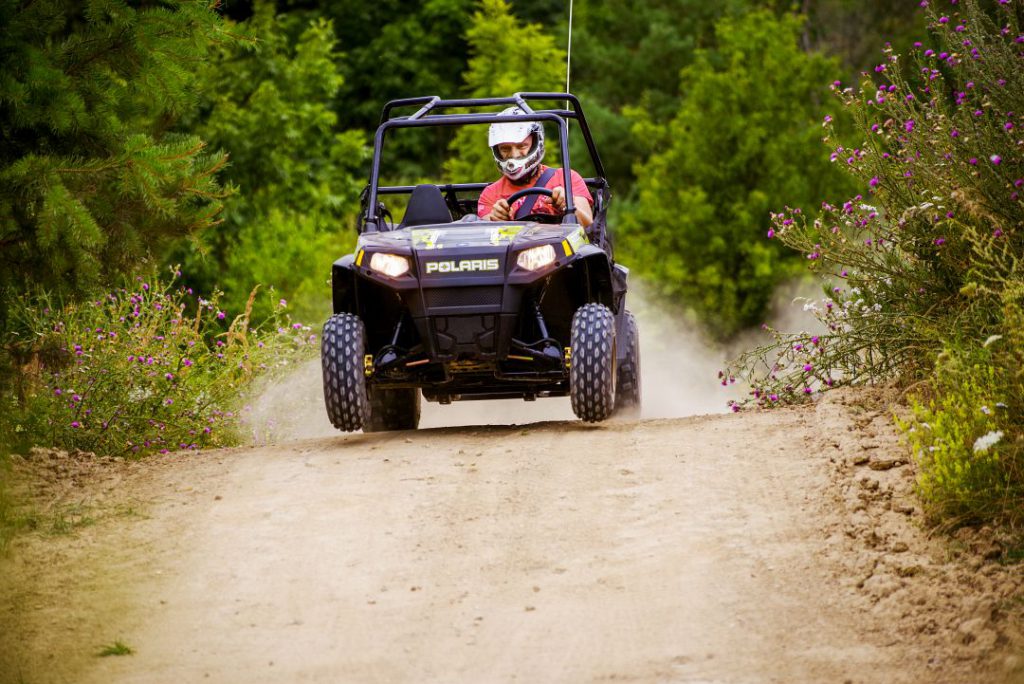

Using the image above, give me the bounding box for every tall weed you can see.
[0,270,316,458]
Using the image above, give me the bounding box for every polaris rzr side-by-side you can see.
[321,93,640,431]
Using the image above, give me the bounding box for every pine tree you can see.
[0,0,231,328]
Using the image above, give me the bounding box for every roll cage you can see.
[361,92,612,246]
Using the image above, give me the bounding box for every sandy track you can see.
[2,396,1022,684]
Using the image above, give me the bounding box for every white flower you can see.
[973,430,1004,453]
[980,406,991,416]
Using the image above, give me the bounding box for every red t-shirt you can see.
[477,165,593,219]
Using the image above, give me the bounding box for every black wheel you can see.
[365,387,421,432]
[321,313,370,431]
[614,310,641,417]
[570,303,616,422]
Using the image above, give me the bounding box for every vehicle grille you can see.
[424,286,502,308]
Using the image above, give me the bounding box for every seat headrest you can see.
[399,184,452,228]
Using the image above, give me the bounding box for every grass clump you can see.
[729,0,1023,527]
[97,641,134,657]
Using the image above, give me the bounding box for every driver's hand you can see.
[550,186,567,211]
[487,198,512,221]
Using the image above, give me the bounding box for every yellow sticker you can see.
[411,229,444,250]
[490,226,525,245]
[567,227,588,252]
[355,249,365,266]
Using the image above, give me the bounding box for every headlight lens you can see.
[369,252,410,277]
[516,244,557,271]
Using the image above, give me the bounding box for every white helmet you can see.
[488,106,545,182]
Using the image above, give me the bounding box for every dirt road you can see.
[2,391,1022,684]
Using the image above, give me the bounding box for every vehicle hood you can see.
[356,222,584,253]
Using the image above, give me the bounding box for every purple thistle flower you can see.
[767,229,775,239]
[869,177,879,188]
[165,372,174,380]
[217,311,226,320]
[934,237,946,246]
[904,119,915,132]
[71,421,81,428]
[991,155,1002,165]
[183,358,193,367]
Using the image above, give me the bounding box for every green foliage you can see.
[616,10,852,340]
[730,0,1023,525]
[900,356,1022,526]
[0,271,315,459]
[0,0,232,328]
[444,0,568,184]
[325,0,474,136]
[567,0,748,188]
[169,4,365,323]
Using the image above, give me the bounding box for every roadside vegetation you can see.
[730,0,1023,528]
[1,0,1015,533]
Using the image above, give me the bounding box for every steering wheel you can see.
[505,187,565,224]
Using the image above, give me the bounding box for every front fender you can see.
[332,255,357,314]
[573,244,616,311]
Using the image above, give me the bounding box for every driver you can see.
[478,106,594,227]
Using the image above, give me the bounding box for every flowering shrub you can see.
[1,270,317,458]
[727,0,1023,525]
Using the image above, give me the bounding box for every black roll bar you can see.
[364,93,607,232]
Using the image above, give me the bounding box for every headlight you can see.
[369,253,410,277]
[516,244,557,271]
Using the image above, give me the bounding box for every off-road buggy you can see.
[321,93,640,431]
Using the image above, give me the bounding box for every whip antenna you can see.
[566,0,573,93]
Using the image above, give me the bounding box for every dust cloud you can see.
[246,280,824,440]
